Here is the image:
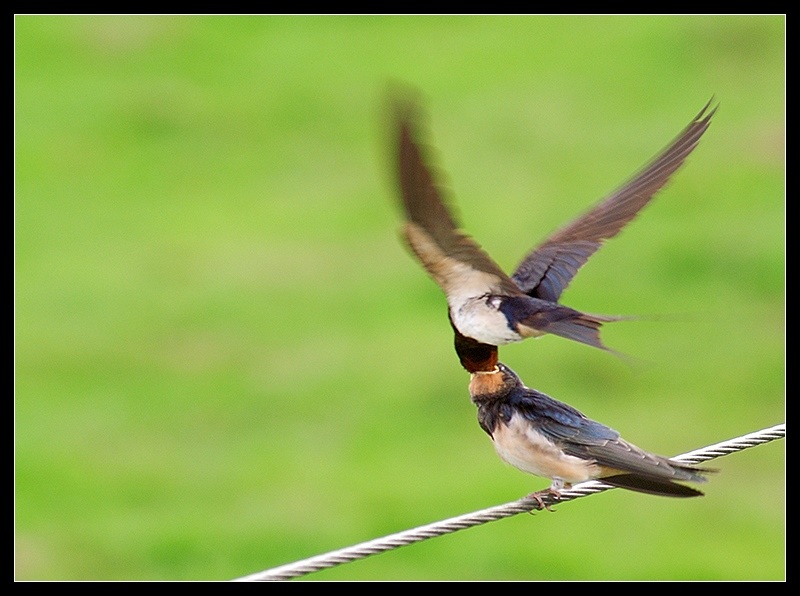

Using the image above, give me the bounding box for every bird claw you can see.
[525,488,561,511]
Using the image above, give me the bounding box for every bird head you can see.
[469,361,521,404]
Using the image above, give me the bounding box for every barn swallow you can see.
[468,362,714,505]
[393,92,716,358]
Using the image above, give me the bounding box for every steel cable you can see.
[234,423,784,581]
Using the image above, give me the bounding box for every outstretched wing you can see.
[393,91,521,298]
[511,100,717,302]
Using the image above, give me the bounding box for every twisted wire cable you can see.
[234,423,785,582]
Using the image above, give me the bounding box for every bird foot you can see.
[525,488,561,511]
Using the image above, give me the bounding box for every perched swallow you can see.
[393,93,716,358]
[469,362,714,504]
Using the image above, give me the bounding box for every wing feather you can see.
[512,100,717,301]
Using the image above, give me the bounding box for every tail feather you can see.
[533,311,631,353]
[601,474,705,498]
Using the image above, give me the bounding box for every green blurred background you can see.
[15,15,784,580]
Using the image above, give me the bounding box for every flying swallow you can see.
[393,92,716,358]
[468,362,714,506]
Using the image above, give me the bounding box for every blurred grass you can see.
[15,15,784,580]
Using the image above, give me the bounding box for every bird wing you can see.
[514,387,708,484]
[511,100,717,302]
[394,92,522,298]
[573,437,709,484]
[512,387,621,445]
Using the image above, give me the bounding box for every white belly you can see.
[492,413,598,484]
[450,296,520,345]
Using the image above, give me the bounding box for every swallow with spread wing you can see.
[393,93,716,365]
[469,362,714,505]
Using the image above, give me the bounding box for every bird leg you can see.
[525,479,567,511]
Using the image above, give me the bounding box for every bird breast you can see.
[451,296,521,346]
[492,413,601,484]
